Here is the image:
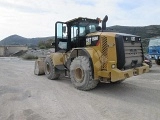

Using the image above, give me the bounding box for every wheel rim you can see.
[46,63,51,74]
[75,67,84,83]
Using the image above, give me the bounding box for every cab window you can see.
[56,23,68,50]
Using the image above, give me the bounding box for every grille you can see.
[101,36,108,69]
[124,42,143,69]
[116,34,143,70]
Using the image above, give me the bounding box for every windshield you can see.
[71,22,98,39]
[79,22,98,36]
[149,38,160,46]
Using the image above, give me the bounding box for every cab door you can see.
[55,22,68,52]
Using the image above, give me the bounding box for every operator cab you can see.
[54,17,100,52]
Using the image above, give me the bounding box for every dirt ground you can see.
[0,57,160,120]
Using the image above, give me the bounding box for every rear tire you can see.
[44,56,60,80]
[155,59,160,65]
[70,56,99,91]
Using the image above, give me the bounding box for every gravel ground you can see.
[0,57,160,120]
[25,48,55,58]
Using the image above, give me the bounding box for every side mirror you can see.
[96,26,101,31]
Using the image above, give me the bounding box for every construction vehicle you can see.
[148,37,160,65]
[34,15,149,90]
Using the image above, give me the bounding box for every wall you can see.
[6,46,28,56]
[0,45,28,56]
[0,47,5,56]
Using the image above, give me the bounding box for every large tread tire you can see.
[44,56,60,80]
[155,60,160,65]
[70,56,99,91]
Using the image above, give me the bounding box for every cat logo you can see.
[86,36,99,45]
[86,37,91,45]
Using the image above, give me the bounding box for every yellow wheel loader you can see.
[34,15,149,90]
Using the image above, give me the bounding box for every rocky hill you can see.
[0,35,55,47]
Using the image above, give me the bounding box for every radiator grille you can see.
[124,42,143,69]
[101,36,108,69]
[115,34,143,70]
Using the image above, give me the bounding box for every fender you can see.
[50,53,65,70]
[69,48,101,80]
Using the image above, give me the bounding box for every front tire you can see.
[44,56,60,80]
[70,56,99,91]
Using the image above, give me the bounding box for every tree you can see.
[38,39,55,49]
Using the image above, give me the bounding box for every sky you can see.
[0,0,160,40]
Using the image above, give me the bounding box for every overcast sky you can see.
[0,0,160,40]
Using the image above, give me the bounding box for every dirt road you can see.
[0,57,160,120]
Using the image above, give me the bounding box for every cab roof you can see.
[65,17,100,25]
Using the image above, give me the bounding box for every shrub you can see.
[38,39,55,49]
[22,54,38,60]
[39,45,46,49]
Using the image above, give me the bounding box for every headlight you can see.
[111,64,116,69]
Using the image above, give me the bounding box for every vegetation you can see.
[142,38,150,53]
[22,54,38,60]
[107,25,160,39]
[38,39,55,49]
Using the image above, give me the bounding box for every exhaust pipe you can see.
[102,15,108,30]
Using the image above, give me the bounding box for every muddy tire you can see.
[70,56,99,91]
[44,56,60,80]
[155,59,160,65]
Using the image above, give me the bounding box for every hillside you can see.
[107,25,160,39]
[0,25,160,48]
[0,35,55,47]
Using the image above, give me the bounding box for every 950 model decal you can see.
[86,36,99,46]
